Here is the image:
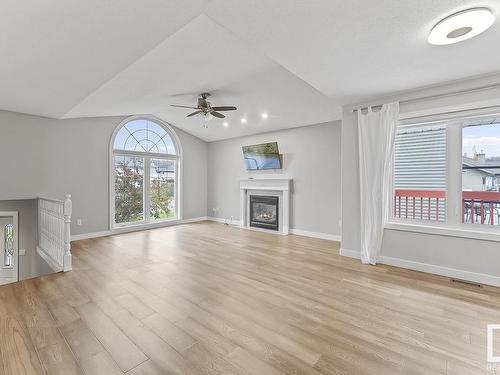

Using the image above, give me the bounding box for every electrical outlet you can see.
[19,249,26,256]
[76,219,82,226]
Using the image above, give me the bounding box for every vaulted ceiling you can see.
[1,0,499,141]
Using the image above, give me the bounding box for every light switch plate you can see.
[19,249,26,256]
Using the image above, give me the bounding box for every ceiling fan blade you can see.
[211,106,237,111]
[211,111,225,119]
[187,110,202,117]
[171,104,199,109]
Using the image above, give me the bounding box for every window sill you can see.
[385,222,500,243]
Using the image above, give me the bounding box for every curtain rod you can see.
[352,82,500,113]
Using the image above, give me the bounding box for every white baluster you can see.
[63,194,72,271]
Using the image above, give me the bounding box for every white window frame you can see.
[109,115,183,230]
[386,109,500,242]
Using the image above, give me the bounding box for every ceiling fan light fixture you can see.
[204,112,214,122]
[428,7,495,45]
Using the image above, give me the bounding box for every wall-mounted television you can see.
[242,142,282,170]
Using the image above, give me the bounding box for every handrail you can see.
[462,191,500,200]
[394,189,445,198]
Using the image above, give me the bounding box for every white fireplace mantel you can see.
[239,178,292,234]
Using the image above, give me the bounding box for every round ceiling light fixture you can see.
[428,7,495,45]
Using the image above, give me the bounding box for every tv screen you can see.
[242,142,282,170]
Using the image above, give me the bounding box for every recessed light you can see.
[241,118,247,124]
[261,113,268,119]
[223,122,229,127]
[428,8,495,45]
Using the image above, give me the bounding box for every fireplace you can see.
[250,195,279,231]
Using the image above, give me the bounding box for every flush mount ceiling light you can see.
[241,118,247,124]
[428,7,495,45]
[261,112,268,119]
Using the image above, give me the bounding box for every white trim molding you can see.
[378,255,500,287]
[290,229,341,242]
[339,248,361,259]
[339,247,500,287]
[385,222,500,243]
[207,217,341,241]
[72,216,209,241]
[207,217,242,226]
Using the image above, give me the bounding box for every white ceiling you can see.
[1,0,499,141]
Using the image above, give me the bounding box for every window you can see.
[4,224,14,267]
[111,117,180,227]
[393,124,446,222]
[462,119,500,226]
[391,112,500,233]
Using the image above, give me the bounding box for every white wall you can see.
[341,73,500,284]
[207,121,342,237]
[0,110,208,236]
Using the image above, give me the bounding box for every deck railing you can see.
[37,195,72,272]
[462,191,500,225]
[394,189,500,225]
[394,189,445,221]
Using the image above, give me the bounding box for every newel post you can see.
[63,194,72,271]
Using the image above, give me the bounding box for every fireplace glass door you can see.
[250,195,279,231]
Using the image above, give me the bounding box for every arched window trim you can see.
[109,115,183,229]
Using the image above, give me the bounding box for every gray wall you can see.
[207,121,342,236]
[0,110,208,236]
[341,74,500,279]
[0,199,52,280]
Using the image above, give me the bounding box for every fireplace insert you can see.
[250,195,279,231]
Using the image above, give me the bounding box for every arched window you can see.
[110,117,181,227]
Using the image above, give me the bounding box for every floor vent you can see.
[451,278,482,287]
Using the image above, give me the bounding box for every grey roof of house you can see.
[462,156,500,175]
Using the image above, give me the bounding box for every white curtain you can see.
[357,102,399,264]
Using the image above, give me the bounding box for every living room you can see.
[1,1,500,374]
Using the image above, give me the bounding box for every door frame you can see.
[0,211,19,285]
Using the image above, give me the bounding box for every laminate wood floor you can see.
[1,221,500,374]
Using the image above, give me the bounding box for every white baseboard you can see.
[71,216,209,241]
[206,216,242,226]
[378,255,500,288]
[338,247,500,287]
[36,246,63,272]
[290,229,341,242]
[207,217,341,241]
[339,248,361,259]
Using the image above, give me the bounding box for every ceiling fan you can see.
[171,93,237,121]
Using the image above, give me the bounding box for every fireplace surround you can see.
[239,178,291,235]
